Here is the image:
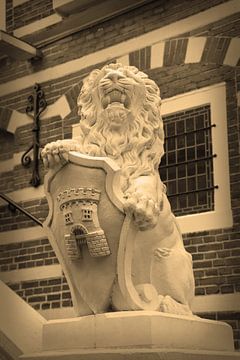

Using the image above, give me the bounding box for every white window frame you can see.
[161,82,232,234]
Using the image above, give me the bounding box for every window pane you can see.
[160,105,214,216]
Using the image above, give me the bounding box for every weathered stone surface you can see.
[42,64,195,316]
[20,349,240,360]
[20,312,240,360]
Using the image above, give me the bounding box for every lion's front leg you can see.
[124,192,160,230]
[41,139,81,169]
[123,175,161,230]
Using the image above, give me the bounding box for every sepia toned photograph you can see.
[0,0,239,359]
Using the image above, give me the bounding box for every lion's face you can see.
[85,64,148,130]
[77,63,164,191]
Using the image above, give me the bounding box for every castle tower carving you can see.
[57,187,111,260]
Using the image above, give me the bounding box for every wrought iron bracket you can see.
[21,83,47,187]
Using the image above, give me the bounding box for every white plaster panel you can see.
[0,30,38,56]
[116,54,129,66]
[13,150,25,166]
[7,110,31,133]
[0,158,14,173]
[13,0,28,6]
[0,226,46,244]
[0,151,27,174]
[42,94,71,120]
[192,293,240,313]
[13,14,62,38]
[185,37,206,63]
[0,150,31,174]
[5,94,71,136]
[151,42,164,69]
[0,264,62,282]
[224,37,240,66]
[0,185,45,207]
[237,91,240,107]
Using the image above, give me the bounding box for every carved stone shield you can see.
[44,151,166,316]
[44,152,125,315]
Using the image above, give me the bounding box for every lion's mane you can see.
[76,63,164,192]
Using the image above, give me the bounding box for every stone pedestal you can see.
[20,311,240,360]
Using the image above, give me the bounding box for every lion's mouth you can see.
[101,89,130,109]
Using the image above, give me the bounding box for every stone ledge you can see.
[20,348,240,360]
[41,311,234,352]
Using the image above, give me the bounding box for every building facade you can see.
[0,0,239,350]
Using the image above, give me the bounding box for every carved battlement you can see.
[57,187,101,209]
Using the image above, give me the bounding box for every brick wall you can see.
[6,0,13,33]
[8,277,72,311]
[0,198,48,231]
[0,238,57,272]
[184,232,240,296]
[13,0,54,30]
[0,131,14,161]
[0,0,240,351]
[199,312,240,350]
[0,0,231,85]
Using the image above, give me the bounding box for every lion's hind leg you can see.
[151,246,195,316]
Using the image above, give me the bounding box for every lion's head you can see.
[77,63,164,192]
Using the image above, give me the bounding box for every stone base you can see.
[20,311,240,359]
[20,348,240,360]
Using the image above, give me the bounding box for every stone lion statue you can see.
[42,63,195,315]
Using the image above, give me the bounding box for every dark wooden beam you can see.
[53,0,99,16]
[0,30,42,60]
[24,0,154,47]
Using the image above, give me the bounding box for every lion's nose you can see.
[105,71,124,83]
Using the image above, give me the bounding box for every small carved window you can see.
[64,212,73,225]
[82,209,92,221]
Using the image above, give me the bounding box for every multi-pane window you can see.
[64,211,74,225]
[82,208,93,221]
[160,105,217,216]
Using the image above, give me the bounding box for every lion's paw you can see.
[41,140,81,169]
[159,295,194,317]
[123,192,160,230]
